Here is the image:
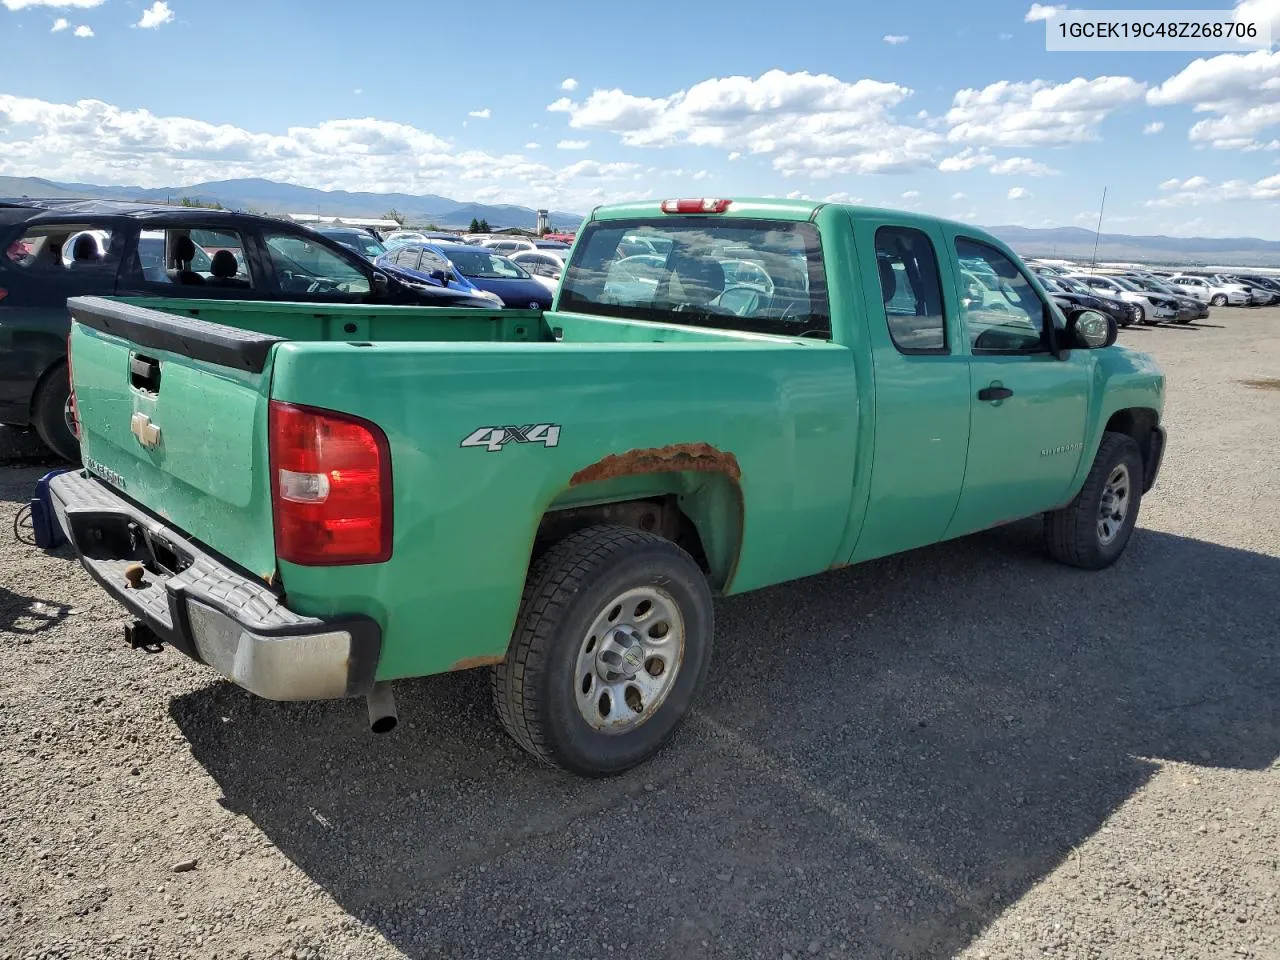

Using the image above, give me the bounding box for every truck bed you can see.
[68,295,860,679]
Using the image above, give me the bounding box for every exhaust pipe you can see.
[366,682,398,734]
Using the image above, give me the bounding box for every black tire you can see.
[31,363,80,463]
[1044,432,1143,570]
[1211,294,1227,306]
[492,524,714,777]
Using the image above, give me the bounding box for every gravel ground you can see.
[2,309,1277,960]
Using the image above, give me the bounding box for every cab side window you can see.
[136,228,255,289]
[5,225,119,273]
[873,226,947,354]
[955,238,1048,355]
[395,247,421,270]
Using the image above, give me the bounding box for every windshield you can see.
[1059,277,1095,296]
[1108,276,1141,292]
[559,218,829,338]
[445,248,531,279]
[323,230,385,258]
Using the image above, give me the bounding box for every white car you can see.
[1062,273,1178,325]
[1168,275,1249,306]
[510,249,566,280]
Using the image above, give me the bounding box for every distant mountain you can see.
[0,176,585,231]
[3,175,1279,263]
[987,225,1280,267]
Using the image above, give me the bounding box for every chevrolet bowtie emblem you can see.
[130,412,161,449]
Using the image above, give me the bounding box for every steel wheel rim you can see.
[573,586,685,734]
[1097,463,1131,546]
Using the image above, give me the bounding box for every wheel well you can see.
[1105,407,1159,475]
[535,493,734,589]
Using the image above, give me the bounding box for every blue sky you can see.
[2,0,1279,236]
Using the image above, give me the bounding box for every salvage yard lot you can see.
[2,310,1278,960]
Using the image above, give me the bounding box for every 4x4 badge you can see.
[460,424,561,452]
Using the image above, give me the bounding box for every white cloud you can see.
[1144,173,1280,207]
[0,92,652,211]
[883,34,909,44]
[998,31,1014,40]
[989,155,1059,175]
[902,190,921,199]
[137,1,172,28]
[947,76,1146,146]
[560,78,579,91]
[72,23,90,35]
[545,68,942,178]
[50,15,66,29]
[556,139,591,150]
[1008,186,1031,199]
[1234,0,1280,35]
[468,108,491,119]
[1143,121,1164,134]
[938,147,995,171]
[353,88,363,96]
[1,0,104,8]
[524,141,539,149]
[1159,177,1183,190]
[1147,50,1280,151]
[951,191,967,199]
[727,151,741,160]
[823,191,862,202]
[1024,3,1066,21]
[937,148,1057,175]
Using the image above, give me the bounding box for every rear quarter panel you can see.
[268,337,858,680]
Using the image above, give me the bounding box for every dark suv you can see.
[0,199,493,460]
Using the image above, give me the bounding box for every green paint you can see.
[70,200,1165,686]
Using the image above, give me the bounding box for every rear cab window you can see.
[558,217,830,338]
[873,226,946,353]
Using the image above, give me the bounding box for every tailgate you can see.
[68,296,283,580]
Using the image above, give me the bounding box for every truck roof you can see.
[586,196,991,237]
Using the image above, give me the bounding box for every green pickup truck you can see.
[45,198,1165,776]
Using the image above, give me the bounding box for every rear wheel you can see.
[492,524,714,776]
[31,363,79,463]
[1044,432,1143,570]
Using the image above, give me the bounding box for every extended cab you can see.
[44,198,1165,776]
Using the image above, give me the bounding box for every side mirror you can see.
[429,269,449,286]
[1067,309,1117,349]
[372,271,389,292]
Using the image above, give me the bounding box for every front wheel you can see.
[492,525,714,776]
[1210,294,1228,306]
[1044,432,1143,570]
[1132,303,1148,325]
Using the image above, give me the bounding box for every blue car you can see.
[375,242,552,310]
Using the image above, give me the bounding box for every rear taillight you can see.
[65,333,80,440]
[0,287,8,301]
[661,198,732,214]
[269,401,393,566]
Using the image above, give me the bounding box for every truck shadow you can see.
[0,586,71,636]
[170,525,1280,959]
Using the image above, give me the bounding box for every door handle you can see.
[977,385,1013,402]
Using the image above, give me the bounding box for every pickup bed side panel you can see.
[267,339,859,680]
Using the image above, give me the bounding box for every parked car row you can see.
[1027,259,1280,316]
[0,199,502,460]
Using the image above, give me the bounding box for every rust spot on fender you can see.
[449,654,505,672]
[570,443,741,487]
